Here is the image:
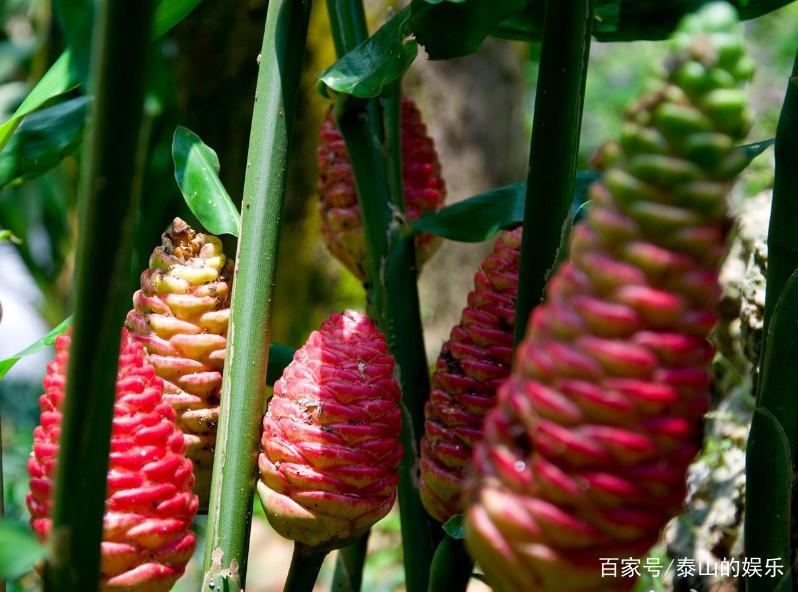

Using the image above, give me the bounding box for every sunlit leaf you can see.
[0,519,45,581]
[172,126,240,237]
[0,97,90,189]
[0,0,202,153]
[0,51,79,153]
[318,6,417,99]
[0,229,21,244]
[0,316,72,381]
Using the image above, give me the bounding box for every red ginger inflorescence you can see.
[419,227,522,524]
[316,97,446,281]
[258,310,402,551]
[464,4,753,591]
[125,217,232,508]
[27,330,198,591]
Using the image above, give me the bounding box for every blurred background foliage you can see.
[1,0,796,590]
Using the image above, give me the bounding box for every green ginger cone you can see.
[464,5,753,591]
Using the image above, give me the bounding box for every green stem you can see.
[334,87,436,592]
[428,537,472,592]
[332,532,369,592]
[325,3,435,590]
[745,45,798,592]
[514,0,593,344]
[762,48,798,355]
[284,545,328,592]
[201,1,312,590]
[42,0,157,590]
[324,0,368,57]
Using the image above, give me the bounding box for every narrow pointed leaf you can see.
[318,6,417,99]
[0,0,203,152]
[152,0,203,39]
[0,51,79,152]
[741,138,775,163]
[411,171,599,242]
[0,519,46,580]
[0,316,72,381]
[172,126,240,237]
[0,97,91,189]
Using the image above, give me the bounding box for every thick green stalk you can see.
[332,533,369,592]
[202,1,312,590]
[326,2,436,586]
[334,88,436,592]
[762,48,798,348]
[325,2,435,590]
[42,0,156,590]
[284,545,328,592]
[745,46,798,592]
[325,0,368,58]
[514,0,593,344]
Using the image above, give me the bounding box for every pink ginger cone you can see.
[258,310,403,551]
[420,227,522,523]
[317,97,446,281]
[27,330,198,591]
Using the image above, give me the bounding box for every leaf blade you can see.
[172,126,240,237]
[318,6,417,99]
[0,519,46,581]
[0,316,72,381]
[0,96,91,190]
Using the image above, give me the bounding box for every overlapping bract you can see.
[27,331,198,591]
[420,227,522,524]
[316,97,446,280]
[125,217,232,507]
[258,310,403,550]
[464,5,752,591]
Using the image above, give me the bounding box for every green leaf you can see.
[494,0,796,42]
[410,0,527,59]
[318,6,417,99]
[152,0,203,39]
[266,343,295,387]
[0,51,79,153]
[0,519,45,581]
[0,96,90,189]
[442,514,464,540]
[412,171,600,242]
[0,0,201,153]
[412,182,524,242]
[172,126,240,237]
[0,229,21,244]
[741,138,775,163]
[53,0,94,80]
[0,316,72,381]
